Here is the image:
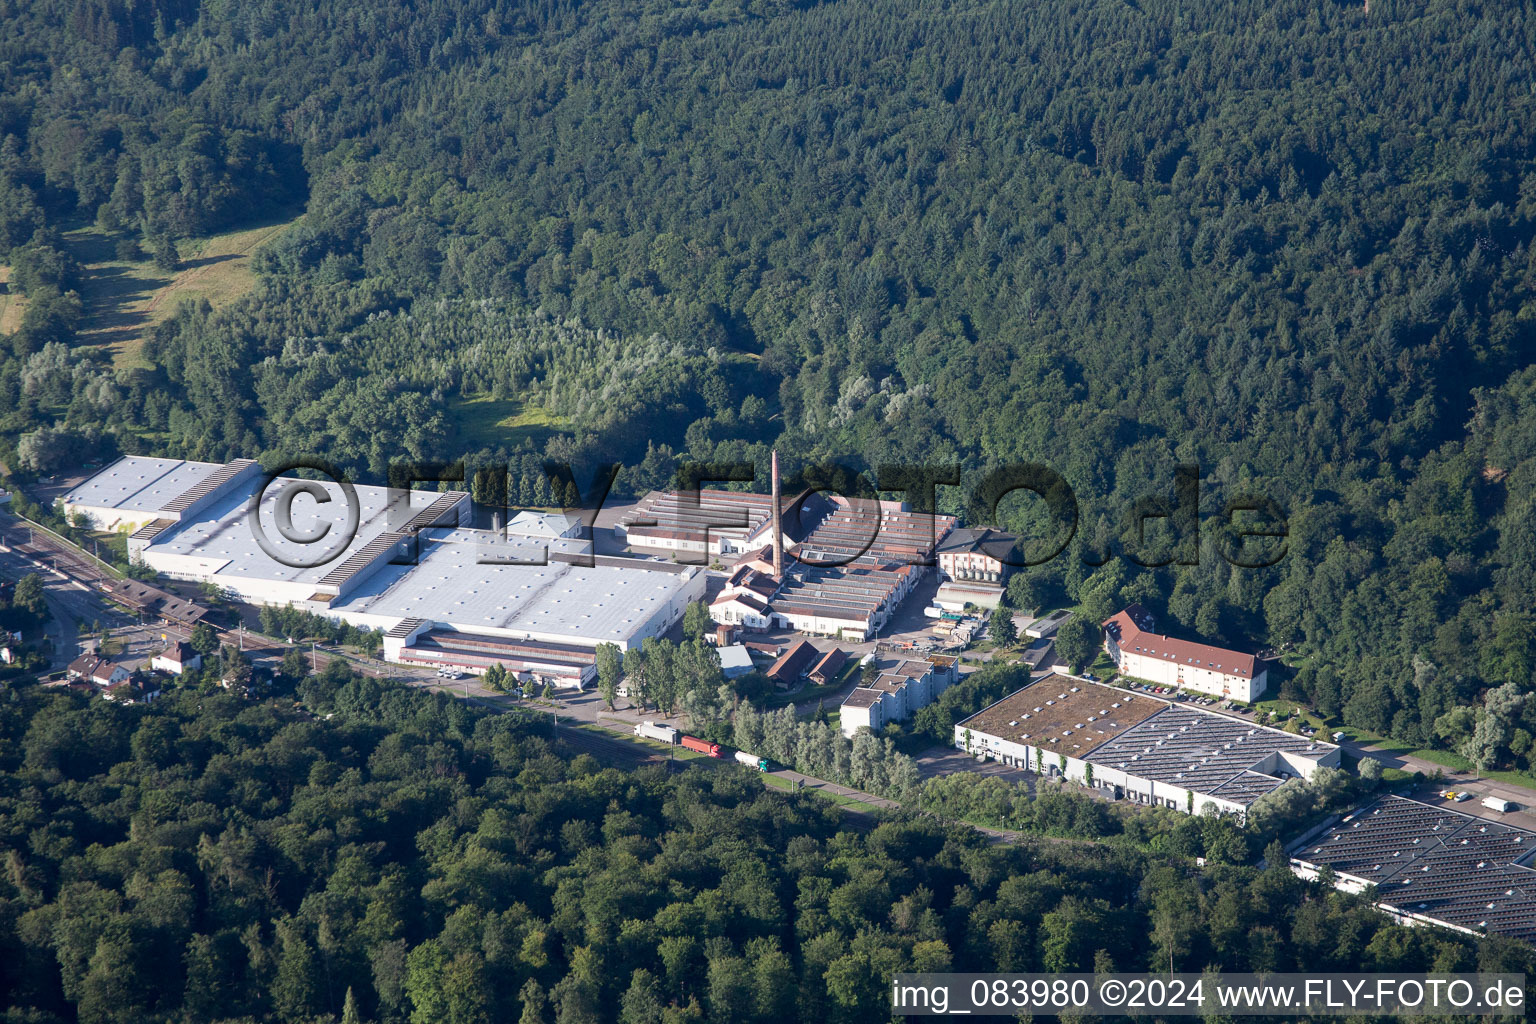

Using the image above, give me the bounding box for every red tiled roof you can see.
[712,592,769,614]
[1103,608,1256,679]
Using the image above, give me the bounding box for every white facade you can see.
[711,594,772,629]
[840,690,891,736]
[839,659,958,737]
[1111,647,1268,702]
[151,648,202,675]
[956,677,1339,817]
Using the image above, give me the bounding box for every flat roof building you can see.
[66,458,707,685]
[1290,795,1536,944]
[956,673,1340,816]
[840,656,959,737]
[60,456,238,532]
[716,644,756,679]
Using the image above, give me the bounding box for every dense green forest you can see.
[2,0,1536,764]
[0,673,1530,1024]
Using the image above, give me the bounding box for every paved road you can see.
[0,535,128,668]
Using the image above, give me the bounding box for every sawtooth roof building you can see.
[956,673,1340,816]
[1289,795,1536,944]
[616,489,797,560]
[709,495,955,642]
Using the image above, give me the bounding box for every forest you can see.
[0,0,1534,797]
[1,670,1532,1024]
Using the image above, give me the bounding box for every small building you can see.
[933,580,1005,612]
[766,639,819,689]
[0,647,13,665]
[1102,604,1268,702]
[1023,609,1072,638]
[104,677,162,703]
[807,647,847,686]
[716,644,756,679]
[710,591,773,630]
[503,510,582,540]
[151,641,202,676]
[66,654,130,689]
[1022,640,1055,672]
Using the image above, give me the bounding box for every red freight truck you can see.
[680,735,722,757]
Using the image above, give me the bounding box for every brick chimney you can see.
[771,449,784,578]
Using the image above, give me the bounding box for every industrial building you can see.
[616,489,783,559]
[1289,796,1536,944]
[840,655,960,737]
[61,456,257,533]
[1102,604,1269,702]
[64,457,706,687]
[793,498,956,568]
[936,527,1016,584]
[955,674,1340,816]
[709,494,952,641]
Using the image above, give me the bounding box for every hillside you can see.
[0,0,1535,779]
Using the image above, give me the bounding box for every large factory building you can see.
[63,456,704,686]
[955,673,1340,817]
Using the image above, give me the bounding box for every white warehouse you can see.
[956,673,1340,817]
[65,457,705,682]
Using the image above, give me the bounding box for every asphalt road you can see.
[0,534,127,668]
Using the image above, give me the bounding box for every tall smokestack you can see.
[771,449,784,578]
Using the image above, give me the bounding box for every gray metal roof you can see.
[61,456,224,514]
[1084,704,1337,804]
[329,533,699,644]
[1294,796,1536,943]
[149,479,457,587]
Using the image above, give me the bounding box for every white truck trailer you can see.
[1482,796,1517,813]
[634,721,679,744]
[733,749,770,771]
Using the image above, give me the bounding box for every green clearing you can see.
[62,213,301,369]
[0,266,24,334]
[445,396,570,450]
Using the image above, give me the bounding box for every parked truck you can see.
[733,750,770,771]
[680,735,722,757]
[1483,796,1517,813]
[634,721,679,744]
